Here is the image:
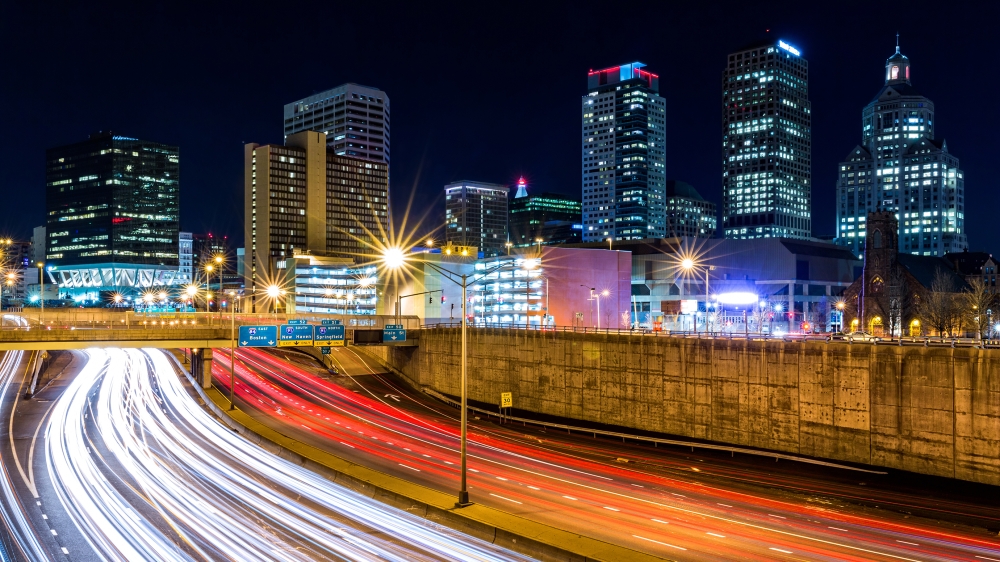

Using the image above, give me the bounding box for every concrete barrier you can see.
[373,328,1000,487]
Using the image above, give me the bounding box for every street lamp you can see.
[213,255,225,320]
[264,284,285,317]
[382,246,506,507]
[36,262,44,327]
[680,258,712,334]
[227,289,239,410]
[523,259,537,327]
[504,242,513,256]
[606,237,613,251]
[836,301,846,333]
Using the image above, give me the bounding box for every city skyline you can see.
[1,3,996,252]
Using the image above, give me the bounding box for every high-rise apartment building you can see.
[835,43,966,257]
[664,180,717,238]
[45,132,181,299]
[284,84,389,165]
[444,181,509,257]
[722,39,811,240]
[244,131,389,303]
[508,178,582,247]
[581,62,667,242]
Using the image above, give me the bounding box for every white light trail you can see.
[46,348,533,561]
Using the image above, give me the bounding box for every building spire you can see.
[514,176,528,198]
[895,32,900,54]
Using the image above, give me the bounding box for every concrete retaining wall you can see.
[377,329,1000,486]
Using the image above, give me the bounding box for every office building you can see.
[616,237,860,333]
[31,226,45,265]
[387,247,630,328]
[664,180,717,238]
[277,254,379,315]
[444,181,509,257]
[244,131,389,306]
[508,178,582,247]
[45,132,181,300]
[835,42,966,257]
[581,62,667,242]
[722,39,812,240]
[179,232,193,285]
[284,84,389,165]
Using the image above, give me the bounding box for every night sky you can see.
[2,2,997,250]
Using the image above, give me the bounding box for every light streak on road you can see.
[0,314,47,561]
[220,346,1000,561]
[45,347,534,561]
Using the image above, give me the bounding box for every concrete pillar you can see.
[190,349,214,389]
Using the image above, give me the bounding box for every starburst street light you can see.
[381,245,507,508]
[382,247,406,270]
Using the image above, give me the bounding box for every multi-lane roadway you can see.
[217,344,1000,561]
[0,341,534,561]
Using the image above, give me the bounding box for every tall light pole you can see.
[681,258,713,334]
[382,247,504,507]
[36,262,44,327]
[607,237,613,251]
[266,284,281,318]
[214,255,225,321]
[228,290,238,410]
[505,242,513,256]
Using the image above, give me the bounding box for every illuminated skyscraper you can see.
[835,41,966,257]
[44,132,181,300]
[722,39,811,240]
[444,181,509,257]
[581,62,667,242]
[244,131,389,302]
[284,83,389,164]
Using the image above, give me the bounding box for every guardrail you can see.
[418,323,1000,348]
[0,313,421,332]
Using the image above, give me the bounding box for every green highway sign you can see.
[238,326,278,347]
[314,324,345,347]
[278,324,314,347]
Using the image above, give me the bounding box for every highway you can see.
[217,345,1000,561]
[0,342,536,561]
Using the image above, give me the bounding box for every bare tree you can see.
[919,269,961,338]
[962,278,997,340]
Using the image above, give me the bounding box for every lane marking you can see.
[62,548,69,554]
[672,493,686,498]
[496,477,508,481]
[631,484,644,487]
[603,506,620,512]
[632,535,686,550]
[41,514,47,520]
[469,468,480,473]
[443,461,453,465]
[339,442,355,449]
[976,557,1000,562]
[50,530,57,536]
[527,486,540,490]
[768,514,786,519]
[398,464,420,472]
[770,547,792,554]
[707,532,725,538]
[717,503,733,507]
[828,527,849,532]
[490,493,522,504]
[896,540,919,546]
[651,519,670,525]
[563,496,578,500]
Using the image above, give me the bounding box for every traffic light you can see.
[429,295,433,303]
[441,295,446,303]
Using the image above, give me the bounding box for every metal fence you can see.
[419,322,1000,348]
